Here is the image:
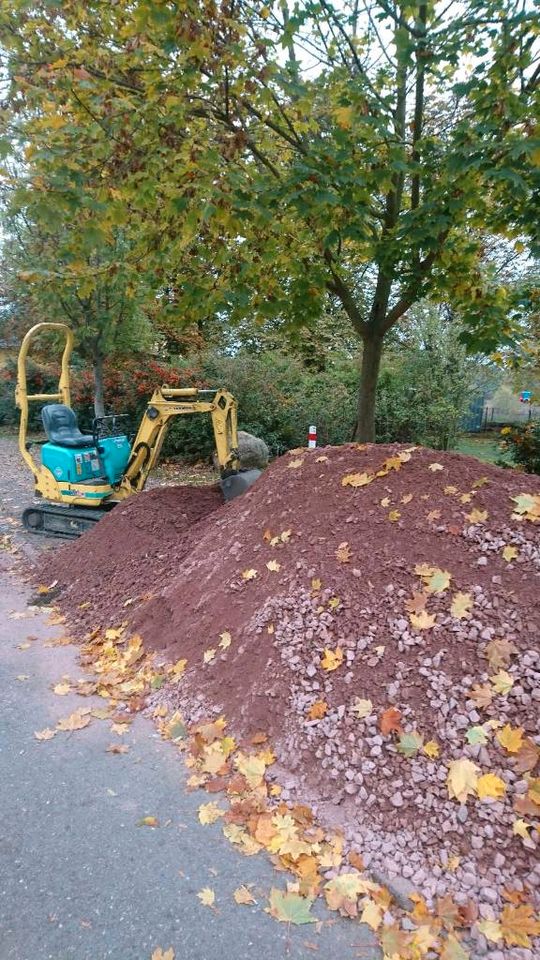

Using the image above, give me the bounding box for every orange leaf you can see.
[380,707,402,735]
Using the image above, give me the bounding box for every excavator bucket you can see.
[220,469,262,502]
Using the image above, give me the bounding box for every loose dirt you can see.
[36,443,540,955]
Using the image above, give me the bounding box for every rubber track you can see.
[22,503,108,539]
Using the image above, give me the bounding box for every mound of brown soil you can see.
[38,444,540,933]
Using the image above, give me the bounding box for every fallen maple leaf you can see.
[350,698,373,720]
[513,738,540,773]
[288,458,304,469]
[380,496,391,507]
[388,509,401,522]
[405,591,428,614]
[328,596,340,609]
[427,509,441,521]
[151,948,175,960]
[335,541,351,563]
[197,887,215,908]
[426,568,452,594]
[512,819,533,842]
[469,682,493,709]
[423,740,440,758]
[465,725,489,746]
[476,919,502,943]
[500,903,540,947]
[484,637,517,670]
[52,681,71,695]
[447,758,480,802]
[268,888,315,924]
[137,816,159,827]
[241,568,257,581]
[502,544,519,562]
[34,728,56,741]
[490,669,514,695]
[311,577,322,592]
[307,700,328,721]
[429,462,444,472]
[440,934,470,960]
[401,493,413,504]
[459,492,472,504]
[477,773,506,800]
[511,492,540,522]
[203,648,216,664]
[410,610,437,630]
[496,724,524,754]
[56,711,91,732]
[218,631,232,650]
[266,559,281,572]
[341,472,374,487]
[465,508,488,524]
[397,730,424,758]
[360,899,383,931]
[380,707,402,735]
[450,592,473,619]
[320,647,343,671]
[444,484,458,494]
[233,885,256,905]
[198,801,225,825]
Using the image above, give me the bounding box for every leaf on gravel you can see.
[311,577,322,592]
[235,753,267,788]
[151,948,175,960]
[307,700,328,720]
[34,727,56,741]
[513,738,540,773]
[512,819,532,842]
[469,683,493,708]
[350,698,373,720]
[405,592,428,614]
[465,726,489,746]
[423,740,440,758]
[106,743,129,754]
[341,471,374,487]
[477,773,506,799]
[484,637,518,670]
[496,724,524,754]
[233,885,256,905]
[490,670,514,695]
[268,888,315,924]
[426,568,451,594]
[440,934,470,960]
[476,919,502,942]
[387,509,401,522]
[428,462,444,472]
[324,873,378,915]
[241,568,257,581]
[288,458,304,469]
[500,903,540,947]
[447,759,480,802]
[360,899,383,931]
[401,493,413,504]
[459,493,472,504]
[218,631,232,650]
[198,801,225,825]
[450,592,473,619]
[335,542,351,563]
[137,816,159,827]
[409,610,436,630]
[502,545,518,562]
[57,711,91,732]
[320,647,343,671]
[266,559,281,572]
[170,657,187,678]
[197,887,216,907]
[465,508,488,524]
[397,731,423,758]
[427,509,441,521]
[380,496,391,507]
[203,648,216,664]
[511,492,540,522]
[380,707,402,735]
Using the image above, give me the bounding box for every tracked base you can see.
[22,503,110,539]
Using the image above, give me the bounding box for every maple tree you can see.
[2,1,539,439]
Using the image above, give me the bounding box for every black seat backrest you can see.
[41,404,95,449]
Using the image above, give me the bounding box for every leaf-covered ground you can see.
[35,444,540,959]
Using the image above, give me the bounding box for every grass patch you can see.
[455,434,512,466]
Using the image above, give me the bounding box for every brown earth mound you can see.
[38,444,540,939]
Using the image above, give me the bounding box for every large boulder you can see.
[237,430,269,470]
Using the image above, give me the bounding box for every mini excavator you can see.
[16,322,261,538]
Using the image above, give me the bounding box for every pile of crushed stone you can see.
[37,444,540,946]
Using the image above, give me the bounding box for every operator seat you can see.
[41,404,95,449]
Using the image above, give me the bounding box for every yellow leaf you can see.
[235,752,267,788]
[341,472,374,487]
[198,802,225,825]
[380,496,391,507]
[423,740,440,758]
[320,647,344,671]
[444,485,458,494]
[334,105,354,128]
[335,541,351,563]
[110,722,130,736]
[311,577,322,591]
[388,509,401,522]
[171,657,187,677]
[280,529,292,542]
[203,648,216,664]
[151,948,175,960]
[288,458,304,469]
[447,758,480,802]
[401,493,413,504]
[241,568,257,581]
[427,509,441,521]
[466,508,488,524]
[428,462,444,471]
[496,724,524,753]
[233,885,256,905]
[52,681,71,696]
[315,455,328,462]
[460,493,472,504]
[476,920,502,943]
[502,545,518,562]
[328,596,341,609]
[500,903,540,947]
[512,819,532,841]
[476,773,506,799]
[218,631,232,650]
[266,559,281,572]
[350,698,373,719]
[409,610,436,630]
[490,670,514,695]
[360,899,383,931]
[197,887,215,907]
[138,816,159,827]
[450,592,473,619]
[34,727,56,741]
[57,711,91,732]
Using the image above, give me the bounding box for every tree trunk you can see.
[92,354,106,419]
[355,333,384,442]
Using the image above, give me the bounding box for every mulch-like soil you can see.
[36,443,540,955]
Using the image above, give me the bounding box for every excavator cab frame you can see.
[15,323,255,537]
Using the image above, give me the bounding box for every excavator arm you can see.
[117,386,240,496]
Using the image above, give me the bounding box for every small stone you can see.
[390,791,404,808]
[480,887,498,905]
[457,805,468,824]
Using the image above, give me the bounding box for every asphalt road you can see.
[0,562,379,960]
